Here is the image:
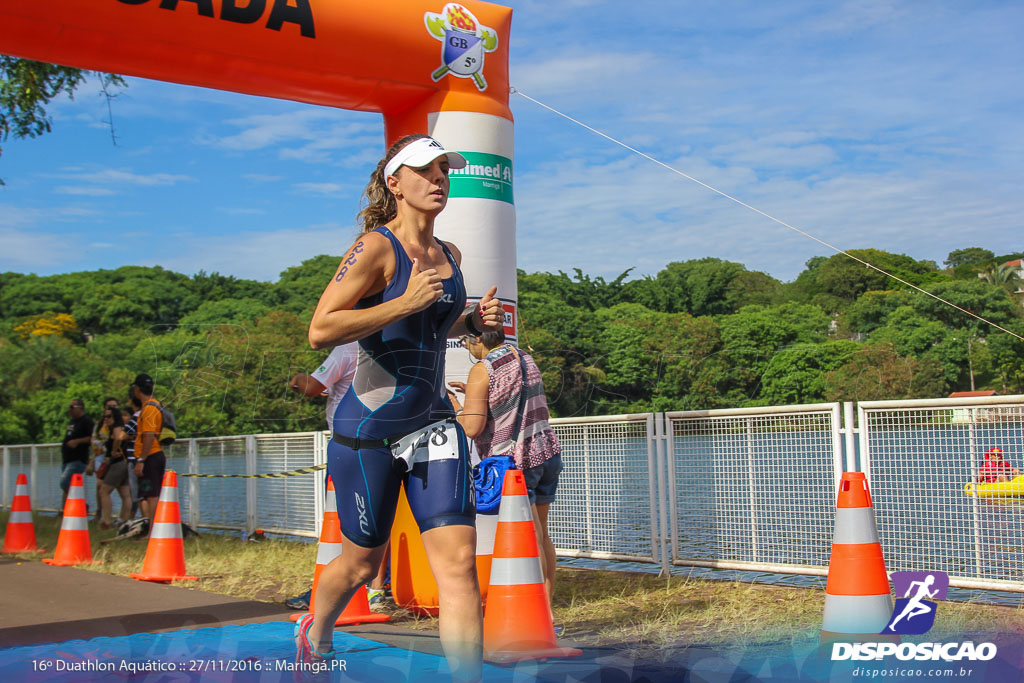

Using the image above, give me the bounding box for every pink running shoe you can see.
[293,613,335,681]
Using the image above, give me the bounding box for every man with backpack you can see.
[131,373,172,526]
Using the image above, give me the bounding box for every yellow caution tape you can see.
[178,464,326,479]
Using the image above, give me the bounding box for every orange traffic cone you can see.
[3,473,45,553]
[483,469,581,663]
[43,473,97,566]
[821,472,893,640]
[130,471,197,583]
[291,476,389,626]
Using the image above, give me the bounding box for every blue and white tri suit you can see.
[328,226,475,548]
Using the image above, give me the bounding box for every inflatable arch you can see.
[0,0,515,613]
[0,0,518,370]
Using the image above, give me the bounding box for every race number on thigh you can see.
[390,419,460,472]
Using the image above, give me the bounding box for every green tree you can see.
[592,303,724,412]
[843,290,917,335]
[723,270,783,311]
[179,298,271,327]
[1,57,126,184]
[717,303,829,404]
[652,258,746,315]
[823,342,946,401]
[979,264,1023,301]
[269,254,345,315]
[944,248,995,269]
[517,268,633,311]
[759,340,860,405]
[10,335,77,393]
[988,321,1024,394]
[518,291,602,417]
[911,280,1018,331]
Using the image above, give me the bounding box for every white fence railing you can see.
[663,404,842,578]
[4,396,1024,592]
[858,395,1024,593]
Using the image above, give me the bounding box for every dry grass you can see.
[6,510,1024,655]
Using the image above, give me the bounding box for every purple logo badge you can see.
[883,571,949,635]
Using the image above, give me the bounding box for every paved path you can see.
[0,555,295,648]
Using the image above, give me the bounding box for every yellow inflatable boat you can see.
[964,475,1024,499]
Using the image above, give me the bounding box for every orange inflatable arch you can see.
[0,0,511,135]
[0,0,516,615]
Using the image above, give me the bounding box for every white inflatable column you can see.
[429,111,517,385]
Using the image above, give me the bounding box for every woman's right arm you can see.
[309,233,446,349]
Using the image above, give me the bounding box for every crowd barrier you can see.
[3,395,1023,592]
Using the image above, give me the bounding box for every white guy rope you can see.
[511,87,1024,343]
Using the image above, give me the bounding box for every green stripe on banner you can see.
[449,152,513,203]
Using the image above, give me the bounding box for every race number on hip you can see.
[390,418,461,472]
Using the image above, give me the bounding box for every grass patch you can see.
[5,510,1024,654]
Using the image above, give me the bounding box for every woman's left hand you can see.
[476,286,503,330]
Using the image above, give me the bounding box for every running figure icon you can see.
[887,574,939,631]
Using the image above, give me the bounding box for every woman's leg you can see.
[532,502,556,606]
[116,484,132,521]
[310,441,401,653]
[307,538,388,653]
[99,483,114,526]
[369,541,390,590]
[422,524,482,683]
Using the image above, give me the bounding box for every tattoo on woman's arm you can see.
[335,241,365,282]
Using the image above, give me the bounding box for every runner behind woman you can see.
[302,134,502,681]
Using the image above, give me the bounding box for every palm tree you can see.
[979,264,1023,305]
[13,335,76,393]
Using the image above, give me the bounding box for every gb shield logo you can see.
[424,3,498,91]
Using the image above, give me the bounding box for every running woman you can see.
[302,134,502,681]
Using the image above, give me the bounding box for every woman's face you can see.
[391,157,451,215]
[461,335,488,360]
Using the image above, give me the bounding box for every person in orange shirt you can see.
[131,373,166,526]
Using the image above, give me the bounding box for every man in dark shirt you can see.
[60,398,94,510]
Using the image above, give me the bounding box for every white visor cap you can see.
[383,137,467,178]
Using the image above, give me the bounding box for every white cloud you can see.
[55,186,119,196]
[0,204,102,229]
[242,174,284,183]
[0,227,85,271]
[201,109,382,164]
[292,183,345,196]
[217,207,267,215]
[51,168,195,187]
[513,144,1023,282]
[137,223,362,281]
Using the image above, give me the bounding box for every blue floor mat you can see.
[0,621,520,682]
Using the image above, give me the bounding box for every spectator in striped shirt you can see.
[448,328,563,607]
[120,394,142,518]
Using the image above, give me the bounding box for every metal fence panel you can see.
[253,433,319,538]
[190,436,248,532]
[666,404,841,574]
[548,415,658,563]
[859,396,1024,592]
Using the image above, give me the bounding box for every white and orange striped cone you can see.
[3,473,45,554]
[130,471,197,582]
[821,472,894,642]
[483,469,581,663]
[43,473,97,566]
[291,476,389,626]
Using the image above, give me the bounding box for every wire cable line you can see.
[511,87,1023,343]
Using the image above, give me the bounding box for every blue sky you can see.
[1,0,1021,284]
